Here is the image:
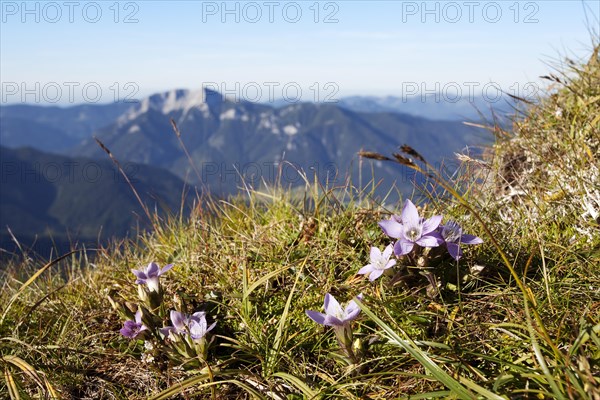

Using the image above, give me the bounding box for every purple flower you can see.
[439,220,483,260]
[161,310,216,342]
[120,309,148,339]
[382,199,443,256]
[189,318,214,341]
[306,293,363,327]
[132,262,174,292]
[358,245,396,281]
[306,293,364,364]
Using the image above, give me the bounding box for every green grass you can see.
[1,45,599,399]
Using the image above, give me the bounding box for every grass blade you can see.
[149,370,267,400]
[2,355,46,393]
[244,265,292,301]
[269,258,307,375]
[1,251,75,324]
[4,368,20,400]
[273,372,318,399]
[356,299,507,400]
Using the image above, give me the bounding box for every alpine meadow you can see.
[1,3,599,399]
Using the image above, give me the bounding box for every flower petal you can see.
[378,219,403,238]
[132,269,147,280]
[401,200,420,229]
[344,299,361,321]
[323,315,344,327]
[385,259,397,269]
[146,262,160,277]
[120,328,133,338]
[460,234,483,245]
[146,276,160,292]
[189,319,207,339]
[446,242,462,260]
[120,321,136,338]
[357,265,374,276]
[422,215,443,234]
[368,269,384,281]
[170,310,187,332]
[206,321,216,333]
[324,293,343,317]
[369,246,382,261]
[135,309,143,324]
[416,233,443,248]
[160,326,175,337]
[191,311,206,323]
[160,263,174,275]
[395,239,414,255]
[306,310,326,325]
[382,244,394,259]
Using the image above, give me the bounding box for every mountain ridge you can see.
[74,88,486,198]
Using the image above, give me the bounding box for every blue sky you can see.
[1,1,598,104]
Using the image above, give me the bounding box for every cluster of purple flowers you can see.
[305,199,483,364]
[118,262,216,362]
[358,199,483,281]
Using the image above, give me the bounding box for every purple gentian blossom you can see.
[132,262,174,292]
[439,220,483,260]
[120,309,148,339]
[306,293,363,327]
[357,245,396,281]
[380,200,443,256]
[161,310,216,342]
[306,293,364,364]
[189,317,214,341]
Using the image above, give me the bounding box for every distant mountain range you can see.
[0,102,133,152]
[75,89,486,195]
[0,146,189,258]
[336,95,518,121]
[266,94,518,121]
[1,88,492,257]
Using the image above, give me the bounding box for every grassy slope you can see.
[0,47,598,399]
